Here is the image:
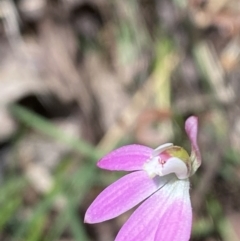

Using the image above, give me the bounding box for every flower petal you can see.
[154,182,192,241]
[84,171,167,224]
[115,177,190,241]
[97,145,152,171]
[185,116,201,173]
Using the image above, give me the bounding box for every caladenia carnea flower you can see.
[85,116,201,241]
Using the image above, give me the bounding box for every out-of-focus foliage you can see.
[0,0,240,240]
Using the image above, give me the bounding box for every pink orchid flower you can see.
[85,116,201,241]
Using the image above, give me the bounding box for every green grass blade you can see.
[10,104,103,159]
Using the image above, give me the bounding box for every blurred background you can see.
[0,0,240,240]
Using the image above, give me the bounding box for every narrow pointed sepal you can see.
[185,116,201,175]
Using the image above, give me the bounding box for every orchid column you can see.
[85,116,201,241]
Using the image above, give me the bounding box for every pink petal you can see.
[84,171,167,224]
[154,187,192,241]
[97,145,152,171]
[115,177,190,241]
[185,116,201,168]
